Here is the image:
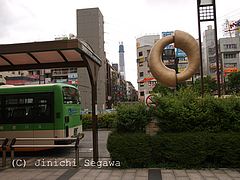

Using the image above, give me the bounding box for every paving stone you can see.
[108,177,122,180]
[45,175,62,180]
[224,170,240,178]
[161,172,175,180]
[136,169,148,177]
[161,169,173,173]
[211,170,226,174]
[199,169,216,177]
[96,170,112,180]
[204,177,219,180]
[110,169,124,177]
[187,173,204,180]
[69,170,89,180]
[122,172,136,180]
[214,173,233,180]
[134,177,148,180]
[174,170,188,177]
[51,169,68,175]
[186,170,199,173]
[125,169,137,173]
[176,177,190,180]
[82,169,101,178]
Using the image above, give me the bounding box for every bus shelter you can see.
[0,39,101,162]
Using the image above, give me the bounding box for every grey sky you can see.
[0,0,239,89]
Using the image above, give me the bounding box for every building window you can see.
[225,63,237,67]
[224,54,236,59]
[147,50,151,57]
[224,44,237,49]
[140,91,144,96]
[140,72,144,77]
[0,75,2,78]
[12,71,15,74]
[139,62,143,67]
[139,51,143,57]
[140,82,144,87]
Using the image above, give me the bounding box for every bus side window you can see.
[45,106,51,116]
[28,108,40,116]
[12,109,26,117]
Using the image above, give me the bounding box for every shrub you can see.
[115,103,151,133]
[107,131,152,168]
[82,113,117,129]
[150,87,240,133]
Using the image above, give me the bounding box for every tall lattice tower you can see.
[119,42,125,80]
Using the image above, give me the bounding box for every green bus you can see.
[0,83,82,151]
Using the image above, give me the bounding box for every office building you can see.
[77,8,106,111]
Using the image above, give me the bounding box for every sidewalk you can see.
[0,166,240,180]
[0,157,240,180]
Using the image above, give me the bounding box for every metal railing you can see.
[10,134,84,168]
[1,138,9,167]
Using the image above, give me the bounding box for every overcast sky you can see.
[0,0,240,89]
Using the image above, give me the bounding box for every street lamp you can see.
[197,0,221,97]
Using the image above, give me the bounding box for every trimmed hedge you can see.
[107,131,152,168]
[82,113,116,129]
[107,131,240,168]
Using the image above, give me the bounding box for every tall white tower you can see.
[119,42,125,80]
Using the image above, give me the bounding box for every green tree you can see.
[152,83,173,95]
[194,75,217,94]
[0,82,5,86]
[227,71,240,92]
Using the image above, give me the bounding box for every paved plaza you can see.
[1,157,240,180]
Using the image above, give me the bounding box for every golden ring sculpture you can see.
[149,30,200,87]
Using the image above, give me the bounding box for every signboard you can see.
[224,67,238,73]
[68,73,78,79]
[178,57,188,63]
[178,67,186,73]
[176,48,187,57]
[223,20,240,37]
[26,75,39,79]
[145,94,158,107]
[162,31,174,38]
[56,79,67,83]
[162,31,174,49]
[137,57,148,63]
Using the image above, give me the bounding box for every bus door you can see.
[2,95,35,151]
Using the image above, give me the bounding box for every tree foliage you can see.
[194,75,217,94]
[152,83,173,95]
[227,71,240,91]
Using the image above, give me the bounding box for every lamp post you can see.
[197,0,221,97]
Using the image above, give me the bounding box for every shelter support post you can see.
[92,83,99,162]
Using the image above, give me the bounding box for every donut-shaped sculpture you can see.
[149,30,200,87]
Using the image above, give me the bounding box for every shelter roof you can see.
[0,39,101,72]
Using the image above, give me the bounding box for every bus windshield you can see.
[62,87,80,104]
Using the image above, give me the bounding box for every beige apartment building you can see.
[136,35,159,102]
